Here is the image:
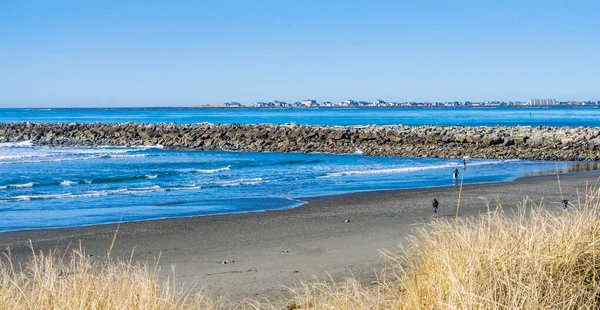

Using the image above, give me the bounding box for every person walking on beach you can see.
[562,199,569,211]
[432,198,439,216]
[452,168,459,182]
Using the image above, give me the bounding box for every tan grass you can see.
[0,244,222,310]
[2,187,600,309]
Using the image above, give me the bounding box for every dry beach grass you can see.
[2,186,600,309]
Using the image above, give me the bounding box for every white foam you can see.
[96,145,163,150]
[7,182,36,188]
[145,174,158,179]
[193,166,231,174]
[128,185,163,192]
[60,180,78,186]
[105,154,148,159]
[353,148,364,155]
[0,141,33,148]
[320,164,457,178]
[217,178,264,187]
[0,156,102,165]
[319,160,522,178]
[8,185,167,201]
[0,145,150,165]
[51,148,130,155]
[169,185,203,191]
[141,144,164,149]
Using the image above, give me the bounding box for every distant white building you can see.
[255,101,272,108]
[528,99,557,106]
[301,99,318,107]
[273,100,289,107]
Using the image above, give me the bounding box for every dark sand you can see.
[1,169,599,302]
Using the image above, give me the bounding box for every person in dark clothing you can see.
[463,158,467,168]
[562,199,569,211]
[453,168,459,182]
[432,198,439,216]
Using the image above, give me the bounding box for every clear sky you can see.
[1,0,598,107]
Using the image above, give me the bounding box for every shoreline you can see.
[1,161,598,234]
[2,169,600,301]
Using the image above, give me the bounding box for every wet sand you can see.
[1,170,599,302]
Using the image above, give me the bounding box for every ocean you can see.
[1,107,599,232]
[2,107,600,127]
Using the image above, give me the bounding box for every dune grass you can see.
[2,187,600,309]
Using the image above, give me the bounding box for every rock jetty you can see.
[1,122,600,161]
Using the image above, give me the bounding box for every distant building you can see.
[371,99,387,106]
[341,99,358,107]
[273,100,289,108]
[255,101,272,108]
[528,99,557,106]
[223,102,243,108]
[301,99,318,107]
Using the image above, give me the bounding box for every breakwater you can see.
[1,122,600,160]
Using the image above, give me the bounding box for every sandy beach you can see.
[1,169,599,302]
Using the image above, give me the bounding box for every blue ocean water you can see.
[0,141,592,232]
[1,107,600,127]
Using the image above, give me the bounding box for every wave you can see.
[0,153,54,161]
[6,174,161,189]
[169,185,202,191]
[320,164,457,178]
[6,184,205,202]
[0,153,153,165]
[193,166,231,174]
[276,159,325,166]
[0,141,33,148]
[217,178,264,187]
[90,174,155,184]
[10,185,165,201]
[319,160,521,178]
[0,155,111,165]
[96,144,163,150]
[101,154,148,159]
[5,182,36,189]
[129,185,163,192]
[0,156,99,165]
[139,144,164,150]
[0,144,158,165]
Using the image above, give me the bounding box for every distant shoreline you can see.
[1,106,599,110]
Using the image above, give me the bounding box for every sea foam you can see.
[7,182,36,189]
[319,160,518,178]
[217,178,264,187]
[0,141,33,148]
[194,166,231,174]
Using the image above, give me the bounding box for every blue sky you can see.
[1,0,598,107]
